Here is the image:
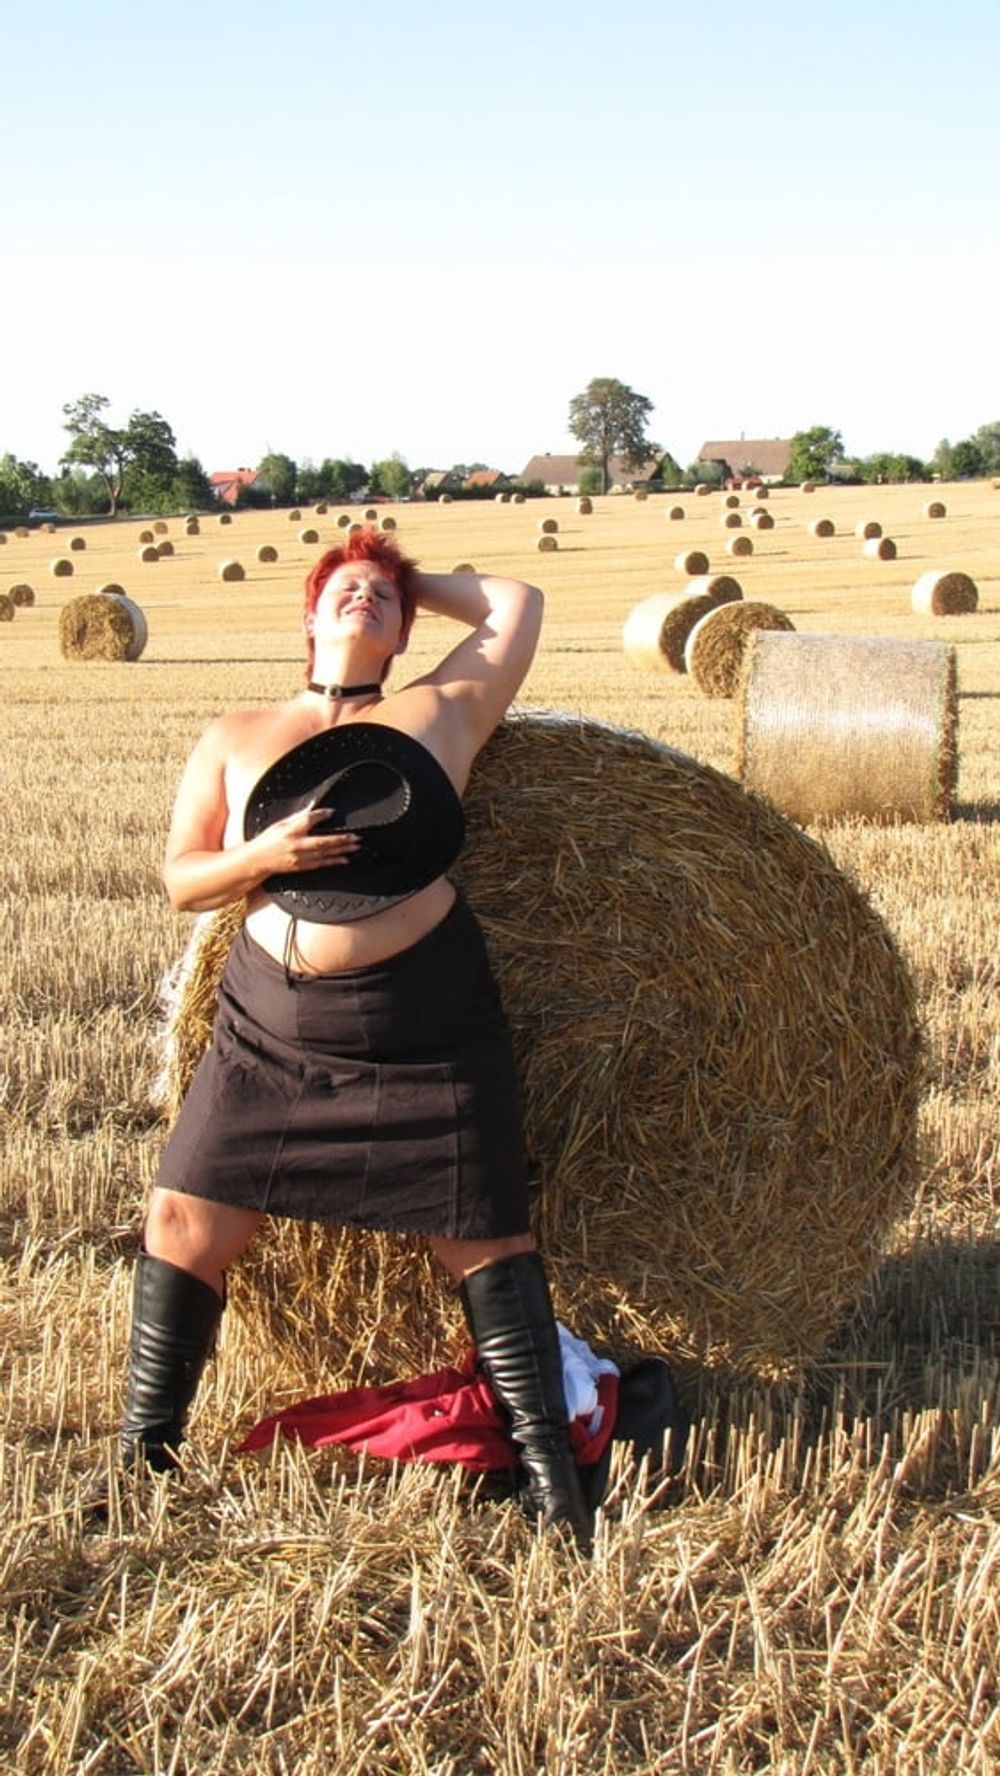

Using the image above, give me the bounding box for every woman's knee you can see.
[144,1188,262,1282]
[428,1230,535,1282]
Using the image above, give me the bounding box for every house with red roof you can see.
[209,468,259,506]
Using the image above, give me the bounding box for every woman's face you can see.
[310,561,406,658]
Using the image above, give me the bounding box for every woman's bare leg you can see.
[427,1231,535,1283]
[144,1187,264,1295]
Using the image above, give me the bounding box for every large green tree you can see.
[61,394,178,515]
[786,425,844,483]
[568,377,656,493]
[371,453,412,500]
[0,453,52,517]
[256,452,298,506]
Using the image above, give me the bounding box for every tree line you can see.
[2,387,999,523]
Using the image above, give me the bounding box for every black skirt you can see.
[155,896,531,1239]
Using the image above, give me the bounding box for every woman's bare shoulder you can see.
[193,698,307,764]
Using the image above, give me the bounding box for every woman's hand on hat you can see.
[252,806,361,873]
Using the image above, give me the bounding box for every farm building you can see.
[696,439,792,486]
[209,468,260,506]
[520,453,665,494]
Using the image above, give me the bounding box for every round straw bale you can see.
[440,494,454,504]
[185,520,200,537]
[58,592,147,661]
[674,548,709,575]
[721,511,742,529]
[512,493,525,504]
[0,594,14,622]
[452,562,476,574]
[808,517,835,537]
[156,539,174,557]
[752,485,769,499]
[0,533,7,544]
[911,570,978,615]
[139,529,155,544]
[314,502,328,515]
[95,583,126,598]
[257,544,278,564]
[724,493,740,509]
[538,517,559,534]
[9,583,35,606]
[694,482,710,495]
[623,578,741,673]
[537,535,558,553]
[336,513,352,528]
[42,523,56,534]
[14,526,30,537]
[139,545,159,563]
[634,489,648,501]
[153,520,168,535]
[863,535,897,560]
[218,513,233,525]
[855,519,882,540]
[380,516,397,531]
[50,558,74,577]
[68,535,87,551]
[751,511,775,531]
[576,498,593,515]
[726,533,754,557]
[800,481,815,493]
[288,509,301,521]
[157,712,921,1381]
[667,505,685,520]
[348,522,364,536]
[299,528,320,545]
[364,508,378,522]
[736,631,957,822]
[923,500,947,519]
[685,599,795,697]
[219,560,246,583]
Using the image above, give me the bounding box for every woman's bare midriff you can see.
[243,875,458,975]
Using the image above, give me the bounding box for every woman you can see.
[123,526,592,1543]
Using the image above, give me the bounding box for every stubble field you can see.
[1,482,998,1773]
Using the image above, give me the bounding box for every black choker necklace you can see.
[307,680,382,700]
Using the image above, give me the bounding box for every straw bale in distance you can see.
[0,532,6,544]
[924,500,947,518]
[257,544,278,563]
[511,492,525,504]
[288,508,301,521]
[539,517,559,534]
[50,557,74,577]
[685,599,795,697]
[139,545,159,563]
[695,482,710,495]
[724,494,740,509]
[675,548,709,575]
[801,481,816,492]
[314,502,328,514]
[299,528,320,544]
[736,630,957,822]
[9,582,34,606]
[160,713,922,1381]
[726,533,754,557]
[156,539,174,557]
[753,486,769,499]
[863,535,897,560]
[809,517,835,537]
[95,582,126,597]
[634,489,648,501]
[69,535,87,551]
[440,493,453,504]
[0,593,13,622]
[576,498,593,514]
[58,592,147,661]
[348,522,363,535]
[721,511,742,529]
[14,526,29,536]
[219,560,245,582]
[139,528,155,544]
[668,505,685,520]
[185,519,200,536]
[911,570,978,615]
[752,511,775,530]
[623,578,741,673]
[452,562,476,574]
[537,535,558,552]
[153,520,168,534]
[380,516,397,531]
[855,519,882,540]
[364,508,378,521]
[218,513,232,525]
[336,513,352,528]
[42,522,56,532]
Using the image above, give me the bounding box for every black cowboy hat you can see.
[578,1356,691,1515]
[243,722,466,924]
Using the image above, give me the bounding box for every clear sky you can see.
[5,0,998,478]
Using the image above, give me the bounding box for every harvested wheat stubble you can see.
[299,528,319,545]
[50,557,73,577]
[911,570,978,615]
[537,535,558,552]
[685,599,795,698]
[736,630,957,823]
[9,583,34,605]
[158,713,921,1382]
[219,560,245,582]
[623,577,742,673]
[864,535,897,560]
[674,548,709,575]
[855,519,882,540]
[924,500,947,519]
[726,533,754,557]
[809,517,835,537]
[0,593,13,621]
[256,544,278,564]
[58,591,147,661]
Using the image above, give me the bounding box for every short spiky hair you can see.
[303,528,420,681]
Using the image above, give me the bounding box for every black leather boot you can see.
[460,1252,594,1549]
[121,1252,224,1473]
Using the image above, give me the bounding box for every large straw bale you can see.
[855,519,882,540]
[10,583,35,606]
[219,560,246,582]
[256,544,279,564]
[736,631,957,823]
[808,517,835,537]
[726,533,754,557]
[157,713,921,1381]
[68,535,87,551]
[911,570,978,615]
[863,535,897,560]
[684,599,795,697]
[50,557,74,577]
[923,500,947,519]
[674,548,709,575]
[58,592,147,661]
[0,593,13,622]
[623,578,742,673]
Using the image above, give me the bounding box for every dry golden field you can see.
[1,483,997,1773]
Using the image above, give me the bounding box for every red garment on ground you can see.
[239,1350,618,1471]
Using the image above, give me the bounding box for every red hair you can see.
[303,527,420,681]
